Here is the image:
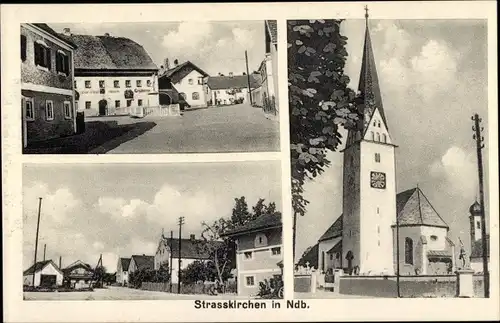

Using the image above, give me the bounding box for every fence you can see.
[130,104,181,118]
[141,281,236,295]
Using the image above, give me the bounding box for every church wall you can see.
[359,140,396,275]
[394,226,424,275]
[318,238,340,273]
[421,226,448,250]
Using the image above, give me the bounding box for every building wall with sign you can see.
[75,74,159,116]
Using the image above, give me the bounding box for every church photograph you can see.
[288,10,490,298]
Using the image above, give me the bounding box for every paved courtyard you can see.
[23,286,250,301]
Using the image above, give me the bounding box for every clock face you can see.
[370,171,386,189]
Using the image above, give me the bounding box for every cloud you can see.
[162,22,214,55]
[430,146,477,198]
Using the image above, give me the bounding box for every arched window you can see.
[376,132,380,142]
[378,121,381,127]
[254,233,268,248]
[476,221,481,229]
[192,92,200,100]
[405,238,414,265]
[382,134,387,143]
[188,78,193,85]
[371,131,375,141]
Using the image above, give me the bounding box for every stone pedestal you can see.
[456,269,475,298]
[333,269,343,292]
[310,272,317,294]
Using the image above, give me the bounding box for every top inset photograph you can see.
[21,20,279,154]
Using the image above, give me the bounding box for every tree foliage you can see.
[128,264,170,289]
[288,20,361,220]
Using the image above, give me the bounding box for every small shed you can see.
[23,260,64,287]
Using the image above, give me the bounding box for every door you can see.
[40,274,57,287]
[98,99,107,116]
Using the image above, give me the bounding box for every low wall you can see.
[141,281,223,295]
[294,274,312,293]
[339,275,485,298]
[130,104,181,118]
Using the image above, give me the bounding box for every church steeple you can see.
[358,6,388,135]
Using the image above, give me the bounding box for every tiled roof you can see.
[326,240,342,254]
[266,20,278,44]
[318,215,342,242]
[396,187,449,228]
[59,33,158,70]
[120,258,131,271]
[31,23,77,48]
[23,260,61,275]
[427,250,452,258]
[160,237,224,260]
[221,213,282,237]
[131,255,155,270]
[207,74,260,90]
[160,61,209,84]
[470,235,490,258]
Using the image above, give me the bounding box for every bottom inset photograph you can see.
[22,161,283,300]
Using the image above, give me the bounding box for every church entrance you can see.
[346,251,354,275]
[98,99,108,116]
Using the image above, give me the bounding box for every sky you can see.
[49,21,266,77]
[295,19,490,261]
[23,162,282,272]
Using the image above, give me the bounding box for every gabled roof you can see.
[159,237,223,260]
[120,258,131,271]
[318,215,342,242]
[160,61,209,83]
[23,260,62,276]
[30,24,77,48]
[59,33,158,70]
[221,213,282,237]
[63,260,93,273]
[396,187,449,228]
[265,20,278,45]
[207,74,260,90]
[471,234,490,259]
[130,255,154,270]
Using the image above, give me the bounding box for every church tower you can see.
[469,201,482,243]
[341,8,397,275]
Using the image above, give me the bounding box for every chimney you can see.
[63,28,71,36]
[59,256,62,269]
[190,234,195,241]
[104,32,110,36]
[164,58,170,70]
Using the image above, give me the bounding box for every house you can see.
[221,213,283,297]
[60,28,159,116]
[154,233,224,284]
[23,259,64,287]
[206,73,260,106]
[252,20,279,115]
[158,59,209,107]
[116,257,131,286]
[468,201,490,273]
[62,260,94,289]
[21,23,78,147]
[128,255,155,274]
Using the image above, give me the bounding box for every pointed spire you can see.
[357,6,389,134]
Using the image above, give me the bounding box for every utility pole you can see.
[472,113,489,298]
[32,197,42,287]
[177,216,185,294]
[43,244,46,261]
[396,205,401,298]
[245,50,253,105]
[169,230,173,293]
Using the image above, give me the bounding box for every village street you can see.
[24,286,251,301]
[97,103,279,154]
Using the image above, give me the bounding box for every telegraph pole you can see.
[169,230,173,293]
[245,50,253,105]
[472,113,489,298]
[396,206,401,298]
[32,197,42,287]
[43,244,46,261]
[177,216,185,294]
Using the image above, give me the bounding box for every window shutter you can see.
[34,43,40,65]
[45,48,51,70]
[56,52,61,72]
[21,36,27,61]
[64,55,70,74]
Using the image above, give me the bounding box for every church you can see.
[317,13,456,276]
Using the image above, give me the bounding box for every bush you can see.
[257,277,284,299]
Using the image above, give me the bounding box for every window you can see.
[138,99,143,106]
[405,238,414,265]
[382,133,387,143]
[377,226,380,234]
[34,41,51,69]
[375,153,381,163]
[329,254,333,261]
[476,221,481,229]
[254,233,268,247]
[245,276,255,287]
[75,101,79,111]
[371,131,375,140]
[25,97,34,121]
[85,101,91,109]
[377,207,380,214]
[378,240,381,246]
[198,77,203,85]
[271,247,281,256]
[192,92,200,100]
[126,100,132,107]
[188,78,193,85]
[376,132,380,142]
[56,51,70,75]
[125,80,131,88]
[378,121,381,127]
[114,80,120,88]
[136,80,142,87]
[63,101,72,119]
[147,80,152,87]
[243,252,253,260]
[335,252,340,260]
[115,100,121,108]
[430,235,438,242]
[21,35,27,61]
[85,81,91,88]
[45,100,54,120]
[373,120,376,126]
[99,80,105,89]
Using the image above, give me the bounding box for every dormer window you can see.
[254,233,268,248]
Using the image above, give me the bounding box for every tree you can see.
[92,265,107,288]
[288,20,361,259]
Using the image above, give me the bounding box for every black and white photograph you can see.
[22,162,283,300]
[21,20,279,154]
[289,12,491,298]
